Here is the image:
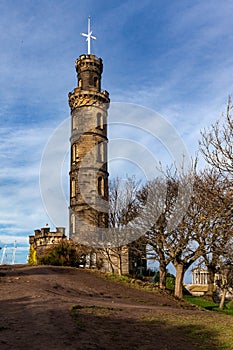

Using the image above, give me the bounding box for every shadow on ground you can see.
[1,266,230,350]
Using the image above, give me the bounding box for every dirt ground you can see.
[0,265,223,350]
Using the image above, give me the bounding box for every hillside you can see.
[0,265,232,350]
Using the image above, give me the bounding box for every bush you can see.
[166,274,175,291]
[151,271,176,291]
[38,241,87,267]
[226,301,233,310]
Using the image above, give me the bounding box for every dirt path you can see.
[0,265,223,349]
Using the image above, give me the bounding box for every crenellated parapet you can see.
[29,227,67,260]
[68,54,109,112]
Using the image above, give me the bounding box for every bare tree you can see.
[215,241,233,309]
[135,177,174,289]
[199,101,233,298]
[194,169,233,298]
[137,168,231,299]
[166,173,206,299]
[200,96,233,177]
[134,169,206,298]
[103,176,143,276]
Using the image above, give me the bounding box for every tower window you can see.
[78,78,82,88]
[72,115,77,130]
[97,113,103,129]
[93,76,98,87]
[97,142,104,162]
[98,212,108,228]
[71,179,75,197]
[98,212,103,226]
[72,144,76,163]
[98,176,104,196]
[71,214,75,234]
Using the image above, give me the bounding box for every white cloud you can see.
[0,0,232,262]
[0,125,69,245]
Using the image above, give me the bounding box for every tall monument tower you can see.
[68,19,110,247]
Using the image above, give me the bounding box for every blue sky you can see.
[0,0,233,265]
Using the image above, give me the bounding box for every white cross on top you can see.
[81,16,96,55]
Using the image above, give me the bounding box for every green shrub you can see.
[38,241,87,267]
[151,271,176,291]
[166,274,175,291]
[226,301,233,310]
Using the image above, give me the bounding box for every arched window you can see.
[98,213,108,228]
[72,116,76,130]
[93,76,98,87]
[78,78,82,88]
[71,179,75,197]
[98,176,104,196]
[96,112,103,129]
[97,142,104,162]
[72,144,76,163]
[71,214,75,234]
[72,144,79,163]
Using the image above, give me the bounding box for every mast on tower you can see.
[81,16,96,54]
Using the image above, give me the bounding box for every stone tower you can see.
[68,54,110,246]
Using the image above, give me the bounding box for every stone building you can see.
[66,20,147,274]
[67,52,140,274]
[68,53,110,246]
[29,226,67,262]
[29,20,146,275]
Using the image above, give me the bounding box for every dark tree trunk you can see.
[219,288,227,310]
[117,250,122,276]
[159,263,167,289]
[206,267,216,298]
[106,250,115,274]
[174,263,185,299]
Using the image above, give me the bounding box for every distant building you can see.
[29,227,67,263]
[186,268,232,299]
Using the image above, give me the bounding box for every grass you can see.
[69,304,85,330]
[69,303,233,349]
[184,295,233,316]
[109,274,233,349]
[68,273,233,350]
[70,304,122,317]
[184,295,218,309]
[105,273,233,316]
[69,304,122,331]
[141,309,233,350]
[103,273,159,293]
[104,273,131,283]
[118,295,146,303]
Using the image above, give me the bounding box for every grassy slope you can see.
[102,273,233,349]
